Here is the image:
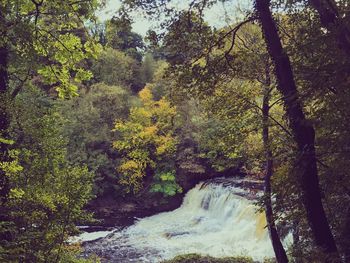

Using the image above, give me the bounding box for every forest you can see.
[0,0,349,262]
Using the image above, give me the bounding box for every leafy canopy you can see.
[113,86,178,193]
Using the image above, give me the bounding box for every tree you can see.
[0,1,101,261]
[120,0,347,260]
[197,23,289,262]
[140,53,158,84]
[61,83,135,197]
[91,47,139,88]
[106,16,144,62]
[0,0,101,205]
[0,86,94,262]
[113,86,180,195]
[307,0,350,55]
[261,81,289,263]
[255,0,339,260]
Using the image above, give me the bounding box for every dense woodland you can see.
[0,0,350,262]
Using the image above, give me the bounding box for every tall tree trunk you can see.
[342,208,350,263]
[262,84,289,263]
[308,0,350,55]
[255,0,340,260]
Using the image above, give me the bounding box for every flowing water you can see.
[83,180,289,262]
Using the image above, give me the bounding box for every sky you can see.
[96,0,251,36]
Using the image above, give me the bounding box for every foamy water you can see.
[83,182,290,262]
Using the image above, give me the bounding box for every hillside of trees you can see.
[1,0,350,262]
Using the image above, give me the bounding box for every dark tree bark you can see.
[308,0,350,55]
[262,83,289,263]
[342,208,350,263]
[255,0,340,260]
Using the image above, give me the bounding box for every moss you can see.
[162,254,255,263]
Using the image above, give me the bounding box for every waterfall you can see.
[83,181,290,262]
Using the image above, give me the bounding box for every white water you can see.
[85,182,289,262]
[69,230,114,243]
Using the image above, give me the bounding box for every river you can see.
[79,179,291,262]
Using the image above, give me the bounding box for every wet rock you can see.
[164,231,191,239]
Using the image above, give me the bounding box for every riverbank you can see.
[162,254,255,263]
[85,193,183,228]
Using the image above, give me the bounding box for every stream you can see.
[78,179,291,262]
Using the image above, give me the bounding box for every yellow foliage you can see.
[156,135,177,155]
[138,86,153,103]
[244,132,263,155]
[129,108,152,124]
[113,85,178,193]
[119,160,138,169]
[140,125,158,139]
[118,160,145,193]
[155,98,177,115]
